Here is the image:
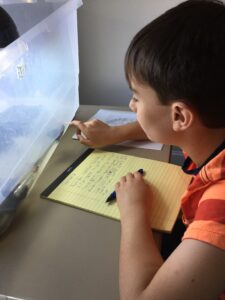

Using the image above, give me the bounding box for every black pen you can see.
[105,168,145,203]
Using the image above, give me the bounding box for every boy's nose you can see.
[129,99,137,112]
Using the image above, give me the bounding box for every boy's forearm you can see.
[111,121,148,145]
[119,215,163,300]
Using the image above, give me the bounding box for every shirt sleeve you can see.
[182,180,225,250]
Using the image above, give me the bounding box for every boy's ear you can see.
[171,102,194,132]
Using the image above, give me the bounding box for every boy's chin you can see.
[147,134,163,144]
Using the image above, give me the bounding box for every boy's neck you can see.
[181,127,225,167]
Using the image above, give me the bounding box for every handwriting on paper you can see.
[62,152,128,196]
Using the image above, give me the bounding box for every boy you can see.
[71,1,225,299]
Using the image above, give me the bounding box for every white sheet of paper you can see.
[72,109,163,150]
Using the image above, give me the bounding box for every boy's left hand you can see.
[115,171,153,221]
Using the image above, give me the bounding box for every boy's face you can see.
[129,78,174,144]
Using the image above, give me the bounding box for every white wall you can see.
[78,0,183,106]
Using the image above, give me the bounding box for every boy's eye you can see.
[132,96,139,102]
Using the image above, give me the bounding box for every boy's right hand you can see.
[115,171,153,224]
[70,119,115,148]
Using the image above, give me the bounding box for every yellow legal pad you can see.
[41,149,192,232]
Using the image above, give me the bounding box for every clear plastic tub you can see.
[0,0,82,234]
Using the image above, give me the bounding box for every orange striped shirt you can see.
[181,147,225,249]
[181,145,225,299]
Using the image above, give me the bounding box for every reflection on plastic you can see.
[0,0,37,4]
[0,0,69,4]
[0,294,28,300]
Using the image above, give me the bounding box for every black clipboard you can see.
[40,148,94,198]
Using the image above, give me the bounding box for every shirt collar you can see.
[182,139,225,175]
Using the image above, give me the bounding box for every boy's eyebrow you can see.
[129,85,139,94]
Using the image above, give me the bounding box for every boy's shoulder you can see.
[200,148,225,183]
[181,148,225,250]
[181,148,225,206]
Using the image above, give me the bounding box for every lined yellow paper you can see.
[48,150,192,232]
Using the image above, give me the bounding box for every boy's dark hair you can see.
[125,0,225,128]
[0,7,19,47]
